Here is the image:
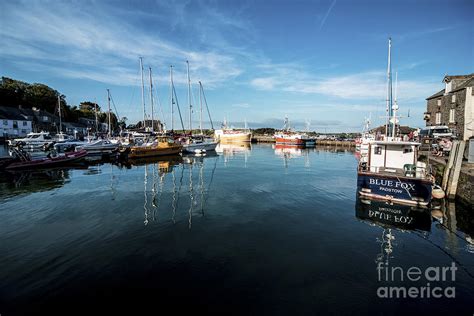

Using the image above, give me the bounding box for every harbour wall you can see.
[428,155,473,205]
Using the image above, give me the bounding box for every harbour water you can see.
[0,144,473,314]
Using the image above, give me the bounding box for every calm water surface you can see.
[0,144,473,315]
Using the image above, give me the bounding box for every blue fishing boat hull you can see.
[357,172,433,206]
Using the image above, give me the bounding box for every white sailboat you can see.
[182,60,218,154]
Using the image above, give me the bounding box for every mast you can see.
[199,81,214,130]
[170,65,174,131]
[140,57,146,130]
[187,60,192,135]
[199,81,203,135]
[392,71,399,138]
[94,99,98,133]
[149,67,155,133]
[385,38,393,138]
[107,89,111,138]
[57,95,62,134]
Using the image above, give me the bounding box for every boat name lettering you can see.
[369,178,416,191]
[368,210,413,224]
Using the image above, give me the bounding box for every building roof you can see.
[451,77,474,93]
[0,106,30,120]
[426,89,445,100]
[443,73,474,83]
[370,125,416,135]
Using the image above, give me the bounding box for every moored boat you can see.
[5,150,87,171]
[274,117,309,146]
[127,136,182,159]
[356,38,443,207]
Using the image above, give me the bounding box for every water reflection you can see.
[216,142,251,166]
[139,154,218,228]
[355,197,432,232]
[0,168,83,199]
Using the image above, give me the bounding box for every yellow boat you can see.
[128,137,182,159]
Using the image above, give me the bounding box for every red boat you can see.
[6,150,88,171]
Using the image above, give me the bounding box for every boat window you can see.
[403,148,413,154]
[374,146,382,155]
[31,134,40,139]
[44,135,52,139]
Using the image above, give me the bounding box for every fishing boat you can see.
[127,136,182,159]
[214,118,251,143]
[181,61,218,154]
[273,116,312,146]
[355,116,375,155]
[5,149,87,171]
[357,38,443,207]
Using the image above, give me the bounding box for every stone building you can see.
[425,73,474,140]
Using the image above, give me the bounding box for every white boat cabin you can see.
[362,140,427,178]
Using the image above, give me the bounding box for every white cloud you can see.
[0,1,244,87]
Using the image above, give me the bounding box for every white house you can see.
[0,106,33,138]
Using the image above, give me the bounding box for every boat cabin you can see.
[360,141,427,178]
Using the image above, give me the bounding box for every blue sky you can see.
[1,0,473,132]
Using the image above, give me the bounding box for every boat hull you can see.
[275,137,305,145]
[357,172,433,206]
[5,150,88,171]
[183,141,218,153]
[128,145,182,159]
[217,134,251,143]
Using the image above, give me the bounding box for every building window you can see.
[435,112,441,125]
[449,109,455,123]
[374,146,382,155]
[13,121,18,128]
[21,129,27,134]
[43,116,49,121]
[451,94,456,103]
[437,99,441,106]
[3,120,7,125]
[22,121,27,126]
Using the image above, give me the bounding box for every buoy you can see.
[432,186,445,199]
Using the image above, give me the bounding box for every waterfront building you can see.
[424,73,474,141]
[0,106,33,138]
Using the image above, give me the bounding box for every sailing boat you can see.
[356,38,443,207]
[126,59,183,159]
[182,61,218,154]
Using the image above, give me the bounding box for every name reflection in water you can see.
[138,154,218,228]
[355,197,474,269]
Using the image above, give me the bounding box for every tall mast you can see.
[94,99,98,133]
[385,38,393,138]
[199,81,214,130]
[107,89,111,138]
[57,95,62,134]
[392,71,399,138]
[140,57,146,130]
[199,81,203,135]
[170,65,174,131]
[149,67,155,133]
[187,60,192,135]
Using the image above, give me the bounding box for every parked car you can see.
[419,126,454,139]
